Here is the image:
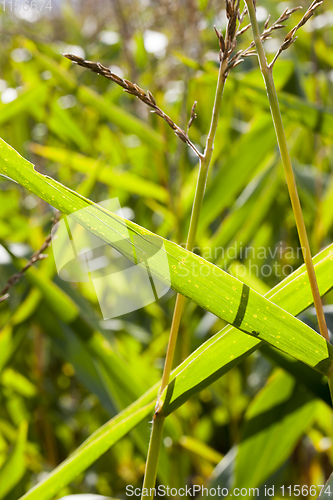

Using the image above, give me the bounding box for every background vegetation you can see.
[1,0,333,498]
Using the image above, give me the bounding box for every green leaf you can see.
[174,52,333,137]
[19,403,153,500]
[18,263,149,404]
[1,368,37,398]
[234,370,317,489]
[29,143,168,202]
[199,115,277,232]
[210,165,280,259]
[0,287,44,374]
[19,243,333,500]
[0,325,14,375]
[315,174,333,243]
[78,86,164,150]
[1,138,333,380]
[179,436,224,465]
[36,308,119,415]
[239,83,333,138]
[160,243,333,414]
[260,344,331,405]
[47,99,91,152]
[0,85,48,127]
[228,261,270,296]
[0,420,28,499]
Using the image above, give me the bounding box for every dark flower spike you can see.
[269,0,322,68]
[222,1,303,73]
[264,15,271,29]
[214,25,226,53]
[0,212,60,303]
[237,23,251,36]
[187,101,197,134]
[63,53,203,159]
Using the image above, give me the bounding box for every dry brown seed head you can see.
[298,11,314,26]
[123,79,135,90]
[190,101,197,118]
[279,8,289,21]
[284,30,295,42]
[164,115,176,127]
[64,53,204,158]
[214,25,221,39]
[231,58,244,69]
[113,75,125,84]
[134,84,146,96]
[226,0,233,18]
[227,15,237,43]
[175,130,188,143]
[281,35,298,51]
[238,6,247,24]
[85,60,97,69]
[187,102,197,133]
[237,23,251,36]
[147,91,156,106]
[63,53,81,63]
[220,33,226,52]
[264,15,271,29]
[287,6,302,15]
[244,49,257,57]
[214,25,225,52]
[294,1,322,30]
[235,0,241,15]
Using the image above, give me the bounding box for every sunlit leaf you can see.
[235,370,317,489]
[0,420,28,499]
[1,139,333,380]
[20,403,153,500]
[30,143,168,202]
[18,242,333,499]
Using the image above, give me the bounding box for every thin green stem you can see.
[141,414,165,495]
[203,58,228,168]
[245,0,333,396]
[140,58,228,500]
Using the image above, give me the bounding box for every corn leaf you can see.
[1,138,333,379]
[234,370,317,489]
[160,243,333,414]
[19,243,333,500]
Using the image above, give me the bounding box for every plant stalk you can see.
[245,0,333,397]
[141,59,228,500]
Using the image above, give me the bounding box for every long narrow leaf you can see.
[19,403,153,500]
[1,139,333,376]
[160,243,333,414]
[29,143,168,201]
[19,243,333,500]
[235,370,317,489]
[0,421,28,499]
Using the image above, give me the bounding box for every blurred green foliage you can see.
[1,0,333,498]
